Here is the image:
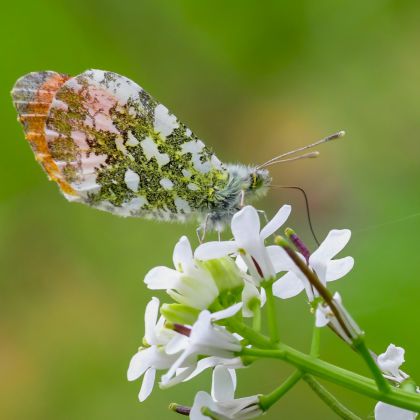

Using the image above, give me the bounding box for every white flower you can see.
[128,346,177,401]
[315,292,342,327]
[196,205,291,282]
[312,292,353,343]
[273,229,354,301]
[182,356,244,383]
[127,297,187,401]
[374,345,415,420]
[309,229,354,286]
[241,278,266,317]
[235,256,266,317]
[145,236,219,310]
[143,297,177,346]
[377,344,409,383]
[374,402,417,420]
[313,291,361,343]
[270,246,314,300]
[190,366,262,419]
[161,304,243,386]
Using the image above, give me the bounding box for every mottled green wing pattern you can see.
[44,69,228,220]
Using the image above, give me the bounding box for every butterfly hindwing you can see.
[11,71,76,195]
[13,69,229,220]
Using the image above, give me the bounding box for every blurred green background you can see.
[1,1,420,419]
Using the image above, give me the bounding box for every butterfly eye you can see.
[251,172,258,189]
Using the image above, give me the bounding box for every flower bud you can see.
[161,303,200,326]
[200,257,244,293]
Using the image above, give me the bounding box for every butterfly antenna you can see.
[261,151,320,169]
[271,185,320,246]
[257,130,345,169]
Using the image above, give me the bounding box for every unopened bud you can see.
[161,303,200,325]
[200,257,244,292]
[169,403,191,416]
[173,323,192,337]
[285,228,311,262]
[274,235,289,248]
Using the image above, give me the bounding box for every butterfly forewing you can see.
[13,69,228,220]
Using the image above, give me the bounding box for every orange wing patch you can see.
[11,71,76,196]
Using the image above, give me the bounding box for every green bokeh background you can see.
[1,1,420,419]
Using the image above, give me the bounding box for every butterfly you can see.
[11,69,343,234]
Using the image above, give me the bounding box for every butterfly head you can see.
[249,168,271,192]
[224,164,271,205]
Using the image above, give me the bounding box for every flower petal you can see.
[139,367,156,402]
[220,395,261,418]
[211,366,236,402]
[165,334,188,355]
[173,236,193,271]
[315,305,330,327]
[161,349,193,385]
[315,293,341,328]
[190,391,217,420]
[235,255,248,273]
[161,365,197,389]
[377,344,405,377]
[144,266,180,289]
[260,205,292,240]
[183,356,243,382]
[127,349,153,381]
[273,272,305,299]
[242,280,262,317]
[211,303,243,321]
[231,206,261,246]
[195,241,238,260]
[267,245,300,273]
[374,402,417,420]
[260,286,267,306]
[310,229,351,262]
[144,297,160,344]
[326,256,354,282]
[185,357,224,382]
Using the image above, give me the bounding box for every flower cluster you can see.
[127,205,418,419]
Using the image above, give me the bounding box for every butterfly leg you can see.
[257,209,269,223]
[240,189,245,207]
[197,213,212,243]
[196,226,204,244]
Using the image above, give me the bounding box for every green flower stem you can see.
[212,299,272,348]
[306,325,361,419]
[240,345,420,413]
[257,324,322,412]
[252,304,262,332]
[225,318,273,349]
[303,375,362,420]
[259,370,303,411]
[352,336,390,394]
[259,324,357,417]
[311,324,321,357]
[262,279,279,343]
[201,406,225,420]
